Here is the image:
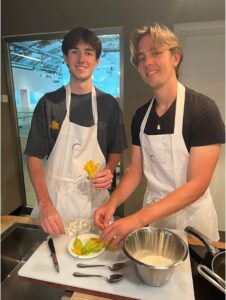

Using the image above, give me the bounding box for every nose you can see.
[77,51,85,62]
[144,54,154,65]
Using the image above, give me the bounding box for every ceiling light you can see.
[11,52,41,62]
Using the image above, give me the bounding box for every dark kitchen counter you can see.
[189,244,225,300]
[1,216,225,300]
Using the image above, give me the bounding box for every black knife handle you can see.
[48,238,56,254]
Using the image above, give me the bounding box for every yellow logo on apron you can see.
[50,120,60,130]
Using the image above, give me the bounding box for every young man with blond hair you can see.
[95,23,225,243]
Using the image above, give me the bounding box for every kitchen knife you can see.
[47,238,60,273]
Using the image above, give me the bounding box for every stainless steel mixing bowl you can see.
[123,227,188,286]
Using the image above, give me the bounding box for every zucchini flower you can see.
[83,160,100,180]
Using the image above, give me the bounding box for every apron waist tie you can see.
[47,174,86,184]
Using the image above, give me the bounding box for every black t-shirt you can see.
[25,86,127,160]
[131,87,225,152]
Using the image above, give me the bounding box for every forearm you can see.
[107,163,143,209]
[94,163,143,231]
[105,152,121,174]
[27,156,52,209]
[27,156,65,235]
[139,179,212,226]
[100,181,205,246]
[107,145,143,209]
[136,144,221,226]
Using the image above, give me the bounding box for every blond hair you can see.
[130,23,183,78]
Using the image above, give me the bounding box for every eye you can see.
[70,49,78,55]
[151,49,160,56]
[137,55,145,63]
[86,51,94,56]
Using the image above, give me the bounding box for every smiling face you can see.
[137,34,180,90]
[64,40,99,84]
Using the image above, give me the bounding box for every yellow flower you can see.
[83,160,100,180]
[72,247,83,255]
[50,120,59,130]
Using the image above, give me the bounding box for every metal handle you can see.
[77,263,105,268]
[73,272,102,278]
[184,226,219,256]
[197,264,226,294]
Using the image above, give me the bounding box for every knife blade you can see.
[47,238,60,273]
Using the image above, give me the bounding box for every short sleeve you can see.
[24,97,50,158]
[131,102,150,146]
[131,112,142,146]
[189,98,225,147]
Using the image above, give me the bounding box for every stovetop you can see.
[189,245,225,300]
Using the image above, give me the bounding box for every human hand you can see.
[94,202,115,230]
[92,168,113,189]
[39,203,65,235]
[100,215,141,247]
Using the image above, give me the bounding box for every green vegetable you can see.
[82,238,106,255]
[72,237,83,255]
[73,237,83,249]
[72,237,106,256]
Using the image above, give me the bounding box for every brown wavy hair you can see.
[62,27,102,59]
[130,23,183,78]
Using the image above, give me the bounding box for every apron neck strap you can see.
[140,82,185,133]
[65,84,98,124]
[91,86,98,124]
[174,82,185,133]
[141,97,155,132]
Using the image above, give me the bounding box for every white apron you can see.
[140,82,219,241]
[32,85,109,222]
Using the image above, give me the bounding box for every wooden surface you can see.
[1,215,225,249]
[187,236,225,249]
[1,215,40,234]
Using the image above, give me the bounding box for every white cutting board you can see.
[18,230,195,300]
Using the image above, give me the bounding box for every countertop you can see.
[1,215,225,300]
[1,215,112,300]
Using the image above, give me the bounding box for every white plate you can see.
[68,233,105,259]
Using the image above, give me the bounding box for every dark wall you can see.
[1,0,225,215]
[2,0,224,36]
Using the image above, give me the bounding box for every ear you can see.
[63,54,68,65]
[95,58,100,67]
[172,52,181,68]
